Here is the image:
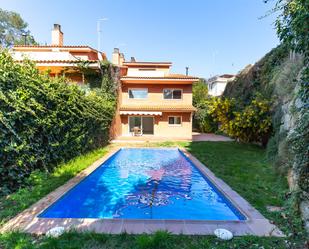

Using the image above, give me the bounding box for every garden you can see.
[0,141,306,248]
[0,0,308,248]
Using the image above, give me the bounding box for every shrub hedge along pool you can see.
[0,51,115,194]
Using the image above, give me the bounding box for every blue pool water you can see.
[39,148,245,220]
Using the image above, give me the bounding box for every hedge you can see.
[0,51,115,194]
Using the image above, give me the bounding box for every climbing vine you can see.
[273,0,309,199]
[0,51,116,194]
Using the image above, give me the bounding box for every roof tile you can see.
[14,45,91,48]
[15,60,98,63]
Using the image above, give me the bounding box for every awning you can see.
[120,111,162,116]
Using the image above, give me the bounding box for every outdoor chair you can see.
[132,126,142,136]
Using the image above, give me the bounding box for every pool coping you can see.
[0,146,284,236]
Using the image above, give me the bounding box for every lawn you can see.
[0,145,112,227]
[0,142,306,249]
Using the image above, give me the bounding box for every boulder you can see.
[214,228,233,240]
[46,226,65,237]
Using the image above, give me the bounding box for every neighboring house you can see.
[207,74,235,96]
[11,24,106,84]
[111,48,198,140]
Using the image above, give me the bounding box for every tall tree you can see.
[0,8,36,47]
[192,78,208,107]
[274,0,309,60]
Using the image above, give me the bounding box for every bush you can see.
[0,51,115,194]
[196,95,272,144]
[192,79,235,133]
[192,79,216,132]
[226,99,272,145]
[195,97,236,133]
[194,98,216,133]
[207,97,236,131]
[194,107,217,133]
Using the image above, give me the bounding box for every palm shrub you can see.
[0,51,115,194]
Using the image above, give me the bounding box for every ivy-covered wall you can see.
[223,44,309,231]
[224,45,304,171]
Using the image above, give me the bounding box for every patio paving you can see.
[192,132,233,142]
[111,132,233,143]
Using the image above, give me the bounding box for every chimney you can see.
[130,57,136,62]
[119,53,125,66]
[51,24,63,46]
[112,48,120,65]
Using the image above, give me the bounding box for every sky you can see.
[0,0,279,78]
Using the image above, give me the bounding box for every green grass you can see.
[0,145,111,226]
[0,230,298,249]
[184,142,286,215]
[0,142,307,248]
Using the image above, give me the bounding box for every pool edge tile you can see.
[144,220,166,234]
[0,146,284,237]
[122,220,145,234]
[165,220,186,234]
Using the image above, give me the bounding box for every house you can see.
[11,24,106,84]
[207,74,235,96]
[111,48,198,140]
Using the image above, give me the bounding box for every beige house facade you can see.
[12,24,106,84]
[111,49,198,140]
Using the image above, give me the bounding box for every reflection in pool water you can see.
[39,148,245,220]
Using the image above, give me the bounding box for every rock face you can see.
[300,201,309,232]
[223,45,309,232]
[266,205,284,212]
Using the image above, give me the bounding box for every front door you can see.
[128,116,154,135]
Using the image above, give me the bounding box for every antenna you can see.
[97,18,108,51]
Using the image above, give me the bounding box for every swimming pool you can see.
[39,148,246,221]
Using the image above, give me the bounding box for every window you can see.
[128,89,148,99]
[138,68,156,71]
[168,116,181,126]
[163,89,182,99]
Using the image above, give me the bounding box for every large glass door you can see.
[142,117,154,135]
[128,116,154,135]
[129,116,141,134]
